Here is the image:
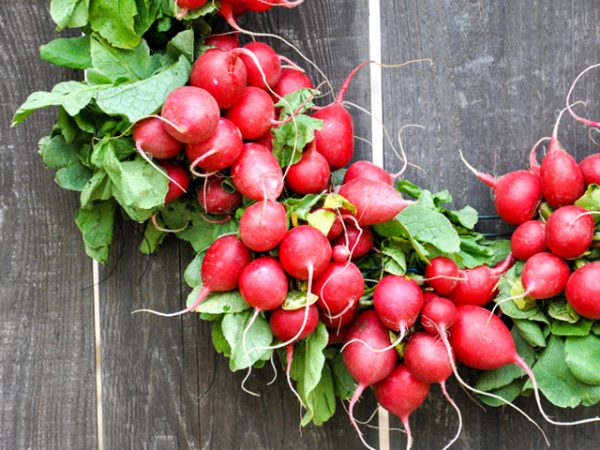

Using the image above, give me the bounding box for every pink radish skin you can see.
[339,178,409,225]
[404,332,454,385]
[238,42,281,89]
[545,205,594,259]
[254,133,273,151]
[279,226,332,280]
[343,160,392,185]
[272,67,314,100]
[312,262,364,317]
[226,87,275,140]
[511,220,547,261]
[424,257,461,296]
[239,200,288,252]
[449,255,515,307]
[373,364,430,450]
[521,252,570,300]
[190,49,247,109]
[161,86,220,144]
[333,221,374,259]
[178,0,208,8]
[185,118,243,172]
[421,294,457,335]
[161,162,190,204]
[231,143,284,201]
[566,262,600,319]
[205,33,239,51]
[327,325,350,345]
[197,177,241,215]
[320,305,357,329]
[133,118,181,159]
[326,214,344,240]
[580,154,600,186]
[239,257,288,311]
[373,275,424,333]
[286,145,331,194]
[332,245,351,262]
[343,311,398,449]
[270,305,319,343]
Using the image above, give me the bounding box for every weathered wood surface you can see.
[3,1,600,449]
[0,3,97,450]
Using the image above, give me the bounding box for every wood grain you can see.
[0,3,96,450]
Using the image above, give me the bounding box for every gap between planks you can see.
[92,259,104,450]
[368,1,390,450]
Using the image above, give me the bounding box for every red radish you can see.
[320,305,357,329]
[190,49,247,109]
[448,254,515,306]
[237,42,281,89]
[254,132,273,151]
[373,364,430,450]
[326,214,344,240]
[545,205,594,259]
[226,87,275,140]
[186,118,243,173]
[540,107,585,207]
[404,332,462,449]
[332,245,351,262]
[332,221,374,259]
[239,257,288,311]
[177,0,207,16]
[343,311,398,450]
[580,154,600,186]
[286,144,330,194]
[424,257,461,296]
[197,177,241,216]
[339,177,409,225]
[420,294,457,335]
[231,143,284,201]
[272,67,314,100]
[161,86,220,144]
[133,117,181,160]
[242,0,304,12]
[239,200,288,251]
[450,305,600,429]
[312,262,364,317]
[520,252,570,300]
[205,33,239,51]
[459,151,541,225]
[327,325,350,345]
[510,220,547,261]
[279,225,332,280]
[566,262,600,319]
[373,275,424,345]
[343,160,392,185]
[161,161,190,204]
[134,235,251,317]
[219,0,303,30]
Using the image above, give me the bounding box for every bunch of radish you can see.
[177,0,304,24]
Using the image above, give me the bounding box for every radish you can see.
[404,332,462,450]
[134,235,251,316]
[339,177,409,225]
[219,1,303,30]
[279,225,332,280]
[373,364,430,450]
[545,205,594,259]
[238,42,281,90]
[521,252,570,300]
[272,67,314,100]
[190,49,247,109]
[448,254,515,306]
[332,220,374,259]
[133,117,181,160]
[176,0,208,16]
[343,160,392,185]
[312,261,364,317]
[197,177,241,216]
[510,220,547,261]
[320,305,357,330]
[326,213,344,240]
[231,143,284,201]
[205,33,239,51]
[186,118,243,174]
[286,144,330,195]
[450,305,600,430]
[420,294,457,336]
[161,86,220,144]
[459,150,541,225]
[254,132,273,151]
[239,199,288,251]
[161,161,190,204]
[540,107,585,207]
[424,257,461,296]
[327,325,349,345]
[580,154,600,186]
[332,245,351,263]
[240,257,288,311]
[343,310,398,450]
[373,275,424,346]
[566,262,600,319]
[225,87,275,140]
[242,0,305,13]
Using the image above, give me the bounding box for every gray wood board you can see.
[0,3,97,450]
[382,1,600,449]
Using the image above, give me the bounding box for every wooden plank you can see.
[380,1,600,449]
[0,3,97,450]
